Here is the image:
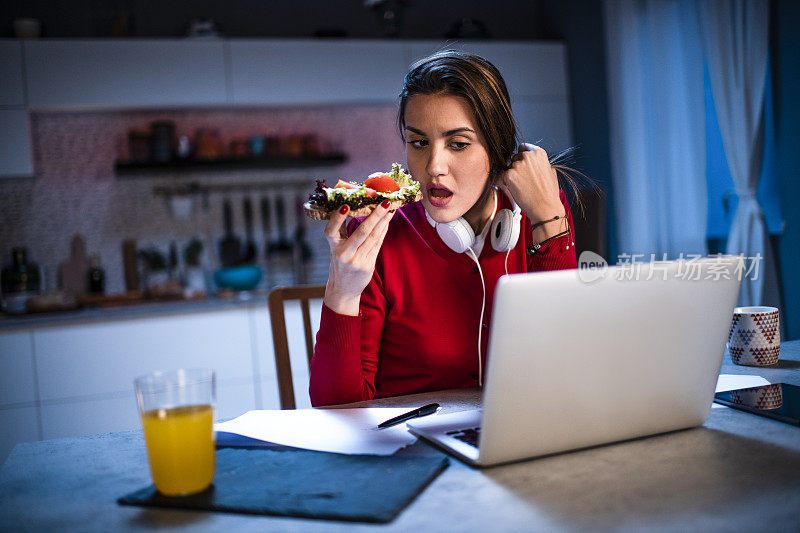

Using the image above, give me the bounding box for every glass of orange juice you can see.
[134,368,216,496]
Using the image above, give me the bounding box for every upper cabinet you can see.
[0,41,26,106]
[0,110,33,176]
[406,41,572,150]
[229,39,407,105]
[0,40,32,177]
[15,38,569,108]
[407,41,569,99]
[1,38,572,178]
[23,40,228,108]
[226,39,570,106]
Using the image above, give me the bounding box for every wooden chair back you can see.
[267,284,326,409]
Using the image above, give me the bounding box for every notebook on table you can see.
[408,257,743,467]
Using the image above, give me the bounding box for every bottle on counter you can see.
[1,247,42,313]
[87,255,105,294]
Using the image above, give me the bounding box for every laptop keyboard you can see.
[446,427,481,448]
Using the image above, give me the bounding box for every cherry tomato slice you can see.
[364,175,400,193]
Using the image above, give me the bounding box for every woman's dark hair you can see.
[398,49,589,214]
[398,49,518,181]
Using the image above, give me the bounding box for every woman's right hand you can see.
[323,200,395,316]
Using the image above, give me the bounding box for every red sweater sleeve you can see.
[309,230,388,407]
[308,305,365,406]
[527,190,578,272]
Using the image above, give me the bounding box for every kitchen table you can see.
[1,342,799,532]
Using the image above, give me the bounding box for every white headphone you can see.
[424,188,522,254]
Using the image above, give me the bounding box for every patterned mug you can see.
[727,306,780,366]
[729,383,783,410]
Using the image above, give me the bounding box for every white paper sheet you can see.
[214,408,419,455]
[715,374,770,392]
[712,374,771,409]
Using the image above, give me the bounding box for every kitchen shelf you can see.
[114,153,347,176]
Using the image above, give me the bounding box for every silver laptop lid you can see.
[478,257,742,465]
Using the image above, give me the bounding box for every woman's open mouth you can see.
[427,185,453,207]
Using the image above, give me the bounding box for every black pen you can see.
[377,403,440,429]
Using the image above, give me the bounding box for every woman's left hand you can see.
[496,143,565,227]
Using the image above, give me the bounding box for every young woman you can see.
[309,50,578,406]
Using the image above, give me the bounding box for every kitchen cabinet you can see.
[32,309,255,401]
[229,39,571,109]
[0,41,31,178]
[23,40,228,108]
[0,297,323,461]
[229,39,408,105]
[0,407,39,462]
[407,41,570,99]
[0,40,25,106]
[407,41,573,152]
[0,331,36,406]
[249,298,321,410]
[38,379,257,440]
[2,38,572,179]
[0,332,38,461]
[0,109,33,177]
[17,39,571,109]
[40,395,138,441]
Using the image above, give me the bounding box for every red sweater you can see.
[309,190,577,406]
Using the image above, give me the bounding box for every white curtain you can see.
[697,0,778,307]
[604,0,708,261]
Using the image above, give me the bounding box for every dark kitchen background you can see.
[1,0,798,462]
[0,0,610,297]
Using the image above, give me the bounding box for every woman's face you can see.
[404,93,493,228]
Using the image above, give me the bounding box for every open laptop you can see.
[407,256,743,467]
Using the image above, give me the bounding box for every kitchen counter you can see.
[0,288,323,457]
[0,292,272,332]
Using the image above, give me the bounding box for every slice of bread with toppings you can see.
[304,163,421,220]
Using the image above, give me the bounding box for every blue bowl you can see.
[213,265,262,291]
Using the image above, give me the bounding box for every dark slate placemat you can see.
[118,447,449,523]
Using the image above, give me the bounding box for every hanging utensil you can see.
[218,199,241,268]
[261,196,276,259]
[274,194,293,255]
[168,241,178,280]
[260,195,276,288]
[242,196,257,264]
[292,191,313,284]
[294,192,313,263]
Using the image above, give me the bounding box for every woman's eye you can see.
[451,141,470,151]
[408,139,427,149]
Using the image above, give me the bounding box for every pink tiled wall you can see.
[0,104,404,294]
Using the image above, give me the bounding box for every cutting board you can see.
[59,234,90,296]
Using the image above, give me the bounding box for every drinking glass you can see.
[134,368,216,496]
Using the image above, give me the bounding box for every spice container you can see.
[195,128,222,159]
[128,130,151,162]
[150,120,176,162]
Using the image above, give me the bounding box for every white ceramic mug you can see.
[727,306,780,366]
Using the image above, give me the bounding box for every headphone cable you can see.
[465,247,486,387]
